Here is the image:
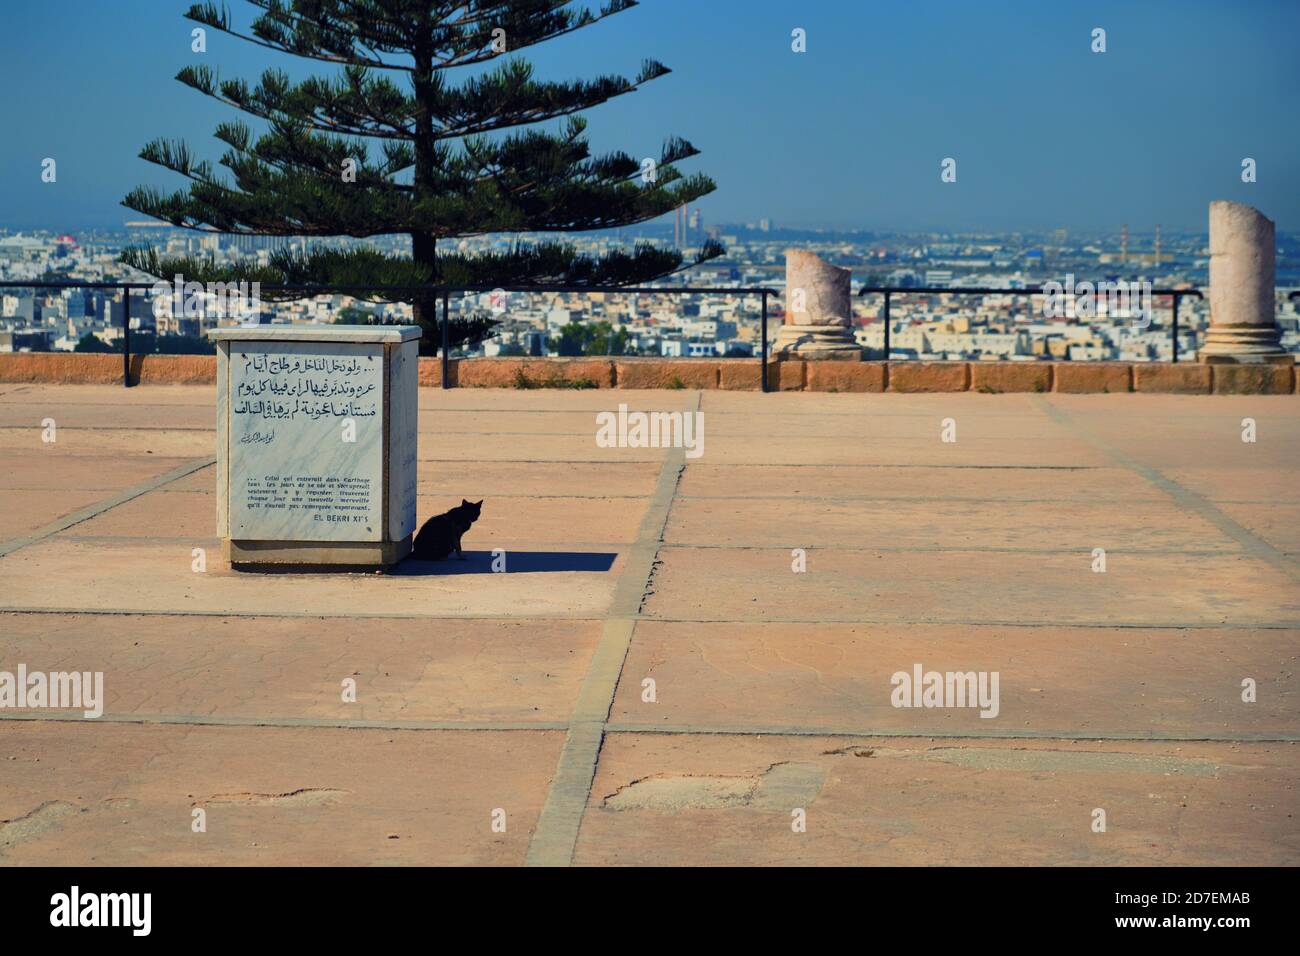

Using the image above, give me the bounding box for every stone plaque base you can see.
[227,535,412,569]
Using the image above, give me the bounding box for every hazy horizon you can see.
[2,0,1297,233]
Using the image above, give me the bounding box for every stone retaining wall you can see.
[1,352,1296,393]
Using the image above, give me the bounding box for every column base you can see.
[773,324,862,359]
[1199,353,1293,365]
[1198,325,1291,364]
[226,536,412,570]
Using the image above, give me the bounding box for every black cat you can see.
[411,499,483,560]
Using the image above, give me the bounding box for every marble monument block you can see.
[208,324,421,567]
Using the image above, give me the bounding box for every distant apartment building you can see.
[886,268,922,287]
[0,236,46,262]
[658,338,721,358]
[1067,344,1110,361]
[926,331,1029,358]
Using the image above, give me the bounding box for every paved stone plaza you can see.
[1,383,1297,865]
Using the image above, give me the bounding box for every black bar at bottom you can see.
[0,865,1279,941]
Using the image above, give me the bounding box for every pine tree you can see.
[122,0,721,351]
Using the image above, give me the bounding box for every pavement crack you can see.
[201,788,348,807]
[0,800,80,855]
[600,759,826,812]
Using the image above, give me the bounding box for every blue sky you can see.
[1,0,1296,233]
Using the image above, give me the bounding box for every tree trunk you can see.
[411,33,439,356]
[411,231,438,356]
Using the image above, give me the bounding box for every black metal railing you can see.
[3,280,779,389]
[427,283,778,392]
[857,285,1203,364]
[2,279,1216,393]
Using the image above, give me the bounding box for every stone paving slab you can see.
[1046,393,1298,416]
[698,391,1070,416]
[62,487,646,546]
[0,612,598,724]
[691,410,1075,441]
[0,402,215,430]
[1,386,1298,867]
[0,384,212,407]
[165,466,662,509]
[416,389,699,412]
[419,432,663,462]
[0,538,622,619]
[2,426,643,462]
[609,622,1300,738]
[1082,431,1298,471]
[416,461,662,498]
[54,490,220,539]
[664,497,1240,553]
[678,464,1163,502]
[0,490,108,539]
[695,435,1113,467]
[163,460,663,498]
[640,547,1300,627]
[0,722,560,865]
[0,426,213,457]
[1164,467,1300,504]
[3,451,199,493]
[426,410,1087,442]
[575,734,1300,866]
[418,409,685,436]
[1212,503,1300,556]
[1049,397,1299,471]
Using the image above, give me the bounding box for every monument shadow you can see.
[392,550,618,576]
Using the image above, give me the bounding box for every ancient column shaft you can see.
[1200,201,1287,363]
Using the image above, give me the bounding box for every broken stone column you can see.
[1200,201,1288,364]
[773,250,861,358]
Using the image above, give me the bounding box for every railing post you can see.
[760,290,769,393]
[882,291,891,361]
[121,285,132,388]
[441,288,451,390]
[1170,293,1180,364]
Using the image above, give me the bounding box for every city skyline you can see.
[1,0,1297,233]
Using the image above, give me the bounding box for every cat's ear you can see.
[474,500,483,507]
[461,498,470,506]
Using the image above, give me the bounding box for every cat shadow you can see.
[391,550,617,576]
